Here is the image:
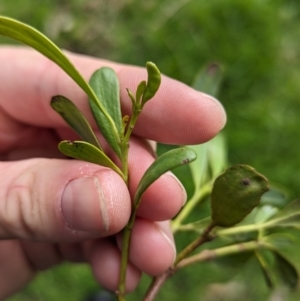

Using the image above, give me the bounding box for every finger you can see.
[0,104,64,155]
[84,222,175,293]
[20,241,63,270]
[117,220,175,276]
[87,239,141,292]
[0,47,226,145]
[0,159,130,241]
[0,240,35,300]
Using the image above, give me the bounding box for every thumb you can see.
[0,159,130,241]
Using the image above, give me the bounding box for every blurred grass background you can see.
[1,0,300,300]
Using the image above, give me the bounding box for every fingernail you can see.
[61,176,110,232]
[156,222,176,264]
[166,172,187,206]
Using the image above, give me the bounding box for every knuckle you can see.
[0,170,41,239]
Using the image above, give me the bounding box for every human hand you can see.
[0,47,226,299]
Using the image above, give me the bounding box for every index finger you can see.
[0,46,226,145]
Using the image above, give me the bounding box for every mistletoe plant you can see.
[0,16,197,300]
[1,16,300,301]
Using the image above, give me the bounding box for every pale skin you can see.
[0,46,226,299]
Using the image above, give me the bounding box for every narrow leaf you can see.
[263,232,299,289]
[89,68,122,156]
[275,253,298,289]
[266,199,300,229]
[207,133,227,179]
[188,143,209,189]
[255,250,277,288]
[136,80,147,104]
[0,17,93,106]
[192,62,223,97]
[260,188,288,209]
[126,89,135,107]
[263,231,300,272]
[134,147,197,207]
[142,62,161,104]
[253,205,278,224]
[188,133,227,190]
[59,140,123,178]
[188,63,224,189]
[0,17,119,152]
[51,96,102,149]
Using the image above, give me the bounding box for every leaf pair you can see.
[51,95,123,178]
[127,62,161,109]
[51,67,123,177]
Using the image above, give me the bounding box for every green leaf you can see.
[89,67,122,157]
[275,253,298,289]
[192,62,223,97]
[126,89,135,107]
[211,164,269,227]
[51,96,102,150]
[188,143,209,189]
[263,231,300,267]
[141,62,161,105]
[134,147,197,208]
[263,232,299,289]
[266,199,300,229]
[222,199,300,232]
[207,133,227,179]
[0,17,90,96]
[136,80,147,104]
[0,17,92,105]
[252,205,278,224]
[188,133,227,191]
[0,16,119,153]
[188,63,225,190]
[255,249,277,288]
[260,188,288,209]
[58,140,123,179]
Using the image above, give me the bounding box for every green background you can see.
[1,0,300,300]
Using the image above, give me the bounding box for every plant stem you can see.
[117,294,126,301]
[173,217,211,233]
[215,221,271,237]
[171,181,212,233]
[117,107,142,300]
[143,238,262,301]
[174,221,216,265]
[117,209,138,300]
[177,240,261,269]
[143,221,216,301]
[120,108,141,184]
[143,269,172,301]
